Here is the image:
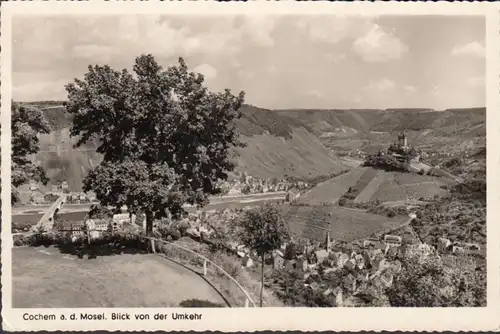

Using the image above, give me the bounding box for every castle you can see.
[389,132,420,163]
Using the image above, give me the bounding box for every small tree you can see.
[239,203,290,307]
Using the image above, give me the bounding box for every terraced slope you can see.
[281,205,409,242]
[354,170,386,203]
[369,173,453,202]
[294,168,366,205]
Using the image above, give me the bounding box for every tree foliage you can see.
[386,252,486,307]
[239,203,290,258]
[11,102,51,203]
[65,55,245,234]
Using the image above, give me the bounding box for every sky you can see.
[12,15,485,110]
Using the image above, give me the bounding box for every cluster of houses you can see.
[58,212,136,239]
[269,232,436,306]
[218,173,308,196]
[437,237,481,255]
[28,180,97,204]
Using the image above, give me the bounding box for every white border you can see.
[2,1,499,332]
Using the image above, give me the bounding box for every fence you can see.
[147,237,256,308]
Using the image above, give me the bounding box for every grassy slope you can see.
[12,247,227,308]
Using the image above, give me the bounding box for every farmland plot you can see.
[294,168,366,205]
[281,205,408,242]
[354,170,387,203]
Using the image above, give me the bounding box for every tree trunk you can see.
[260,253,265,308]
[145,211,153,237]
[145,211,154,253]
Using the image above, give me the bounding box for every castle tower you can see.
[398,132,408,148]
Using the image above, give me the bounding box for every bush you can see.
[387,209,396,218]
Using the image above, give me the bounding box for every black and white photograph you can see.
[1,1,497,332]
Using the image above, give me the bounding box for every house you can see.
[336,253,349,268]
[380,272,394,288]
[384,235,402,246]
[285,260,297,271]
[345,259,356,271]
[87,192,97,202]
[314,249,329,264]
[241,255,254,268]
[298,258,308,272]
[390,260,402,274]
[325,286,344,306]
[354,254,365,269]
[306,281,320,291]
[29,183,40,191]
[385,246,400,259]
[51,185,59,193]
[343,274,357,293]
[32,192,45,204]
[61,181,69,190]
[79,193,87,201]
[273,252,285,270]
[438,238,452,253]
[94,219,110,232]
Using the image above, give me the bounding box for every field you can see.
[296,165,455,206]
[12,247,227,308]
[293,168,366,205]
[281,205,409,242]
[354,170,386,203]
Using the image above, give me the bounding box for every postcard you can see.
[1,1,499,331]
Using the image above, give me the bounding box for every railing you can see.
[147,237,257,308]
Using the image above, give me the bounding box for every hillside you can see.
[30,103,349,191]
[24,102,484,192]
[295,166,456,207]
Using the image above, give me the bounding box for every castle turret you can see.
[398,132,408,149]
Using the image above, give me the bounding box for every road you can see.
[12,192,287,216]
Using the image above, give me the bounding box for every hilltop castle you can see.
[388,132,420,163]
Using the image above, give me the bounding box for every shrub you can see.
[387,209,396,218]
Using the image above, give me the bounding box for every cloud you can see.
[193,63,217,80]
[296,17,372,45]
[451,41,485,58]
[403,85,417,93]
[363,78,396,93]
[325,53,346,63]
[352,24,408,62]
[240,17,276,47]
[72,45,116,62]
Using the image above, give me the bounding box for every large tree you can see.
[11,102,51,203]
[238,203,290,307]
[65,54,245,235]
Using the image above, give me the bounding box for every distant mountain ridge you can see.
[24,101,485,191]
